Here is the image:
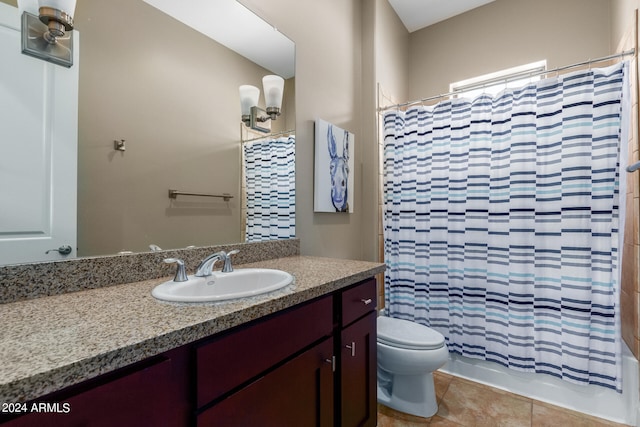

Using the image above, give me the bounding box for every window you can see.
[450,60,547,99]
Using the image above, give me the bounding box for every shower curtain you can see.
[243,135,296,242]
[383,62,629,391]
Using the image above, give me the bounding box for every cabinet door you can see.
[340,311,377,427]
[196,295,333,407]
[197,337,334,427]
[2,357,176,427]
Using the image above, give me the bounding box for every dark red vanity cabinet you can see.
[2,278,378,427]
[196,279,378,427]
[1,349,190,427]
[337,279,377,427]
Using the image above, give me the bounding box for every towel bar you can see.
[168,190,233,201]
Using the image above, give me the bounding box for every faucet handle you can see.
[220,250,239,273]
[164,258,188,282]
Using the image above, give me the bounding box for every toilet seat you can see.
[377,316,445,350]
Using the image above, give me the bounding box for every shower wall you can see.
[612,3,640,361]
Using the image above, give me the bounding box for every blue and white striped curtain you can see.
[243,135,296,242]
[383,62,629,391]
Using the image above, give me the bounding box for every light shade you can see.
[262,75,284,110]
[39,0,77,15]
[239,85,260,116]
[17,0,39,14]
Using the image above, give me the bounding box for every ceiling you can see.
[388,0,496,32]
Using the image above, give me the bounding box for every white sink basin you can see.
[151,268,294,303]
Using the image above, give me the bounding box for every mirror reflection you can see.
[0,0,295,265]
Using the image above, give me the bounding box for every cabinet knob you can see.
[345,342,356,357]
[360,298,372,305]
[324,356,336,372]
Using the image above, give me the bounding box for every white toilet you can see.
[377,315,449,418]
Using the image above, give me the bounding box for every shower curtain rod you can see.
[241,129,295,144]
[378,48,636,112]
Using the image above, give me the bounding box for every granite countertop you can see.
[0,256,385,403]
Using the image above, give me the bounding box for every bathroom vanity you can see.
[0,254,383,426]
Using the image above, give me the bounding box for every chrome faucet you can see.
[194,250,239,277]
[194,252,224,277]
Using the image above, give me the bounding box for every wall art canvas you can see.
[314,119,354,213]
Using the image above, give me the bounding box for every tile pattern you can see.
[377,371,628,427]
[0,238,300,304]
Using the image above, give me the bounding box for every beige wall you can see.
[74,0,289,256]
[611,0,639,50]
[241,0,371,260]
[408,0,612,101]
[240,0,410,263]
[368,0,410,304]
[374,0,409,105]
[362,0,411,266]
[361,1,377,264]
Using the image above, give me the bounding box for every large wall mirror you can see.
[0,0,295,265]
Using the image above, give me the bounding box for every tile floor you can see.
[377,371,629,427]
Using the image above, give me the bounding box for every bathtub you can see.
[440,343,639,425]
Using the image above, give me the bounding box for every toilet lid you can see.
[377,316,445,350]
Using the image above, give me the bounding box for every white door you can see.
[0,3,78,265]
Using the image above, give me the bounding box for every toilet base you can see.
[377,371,438,418]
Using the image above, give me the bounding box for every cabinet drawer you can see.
[341,279,377,327]
[196,294,333,407]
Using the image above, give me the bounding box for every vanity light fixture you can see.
[20,0,77,67]
[239,75,285,133]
